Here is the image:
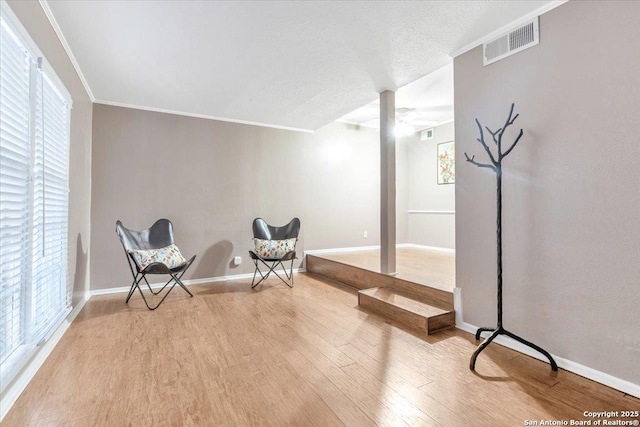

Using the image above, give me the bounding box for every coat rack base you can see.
[470,326,558,371]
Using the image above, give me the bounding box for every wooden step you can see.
[306,254,453,310]
[358,287,455,334]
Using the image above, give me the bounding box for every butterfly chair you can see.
[249,217,300,288]
[116,219,196,310]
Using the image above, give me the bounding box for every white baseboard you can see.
[304,246,381,256]
[397,243,456,253]
[304,243,455,257]
[456,321,640,398]
[453,287,463,325]
[90,268,306,296]
[0,293,90,422]
[454,287,639,398]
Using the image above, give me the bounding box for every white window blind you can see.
[0,11,71,387]
[31,70,71,342]
[0,17,31,371]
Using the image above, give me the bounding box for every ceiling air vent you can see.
[484,17,539,66]
[421,128,434,141]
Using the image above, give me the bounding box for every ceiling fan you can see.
[339,103,444,134]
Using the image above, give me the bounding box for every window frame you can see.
[0,0,73,391]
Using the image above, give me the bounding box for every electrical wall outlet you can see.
[233,256,242,266]
[363,231,368,238]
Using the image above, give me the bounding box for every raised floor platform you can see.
[307,247,455,292]
[305,247,456,334]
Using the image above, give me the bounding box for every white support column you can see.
[380,90,396,275]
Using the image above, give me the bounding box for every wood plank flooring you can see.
[4,273,637,426]
[313,247,455,292]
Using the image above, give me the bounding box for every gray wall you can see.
[403,122,455,249]
[455,1,640,385]
[91,105,384,290]
[396,130,409,245]
[7,1,93,305]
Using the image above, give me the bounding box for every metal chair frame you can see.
[249,217,300,289]
[250,252,296,289]
[116,219,196,310]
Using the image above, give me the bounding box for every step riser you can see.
[306,254,373,290]
[428,311,456,334]
[359,292,426,331]
[306,254,453,310]
[358,292,454,334]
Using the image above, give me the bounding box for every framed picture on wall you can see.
[437,141,455,184]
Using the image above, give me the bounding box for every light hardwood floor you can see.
[4,273,637,426]
[315,247,455,292]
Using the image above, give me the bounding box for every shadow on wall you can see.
[73,233,88,301]
[192,240,234,279]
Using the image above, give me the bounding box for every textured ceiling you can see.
[46,1,555,131]
[338,63,454,133]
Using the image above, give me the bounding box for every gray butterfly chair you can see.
[116,219,196,310]
[249,217,300,288]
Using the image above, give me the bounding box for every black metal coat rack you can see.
[464,103,558,371]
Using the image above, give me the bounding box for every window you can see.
[0,6,72,388]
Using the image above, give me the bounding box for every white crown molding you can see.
[449,0,568,58]
[94,100,315,133]
[1,0,71,105]
[38,0,95,102]
[431,118,455,127]
[0,293,90,422]
[335,118,378,129]
[336,118,455,131]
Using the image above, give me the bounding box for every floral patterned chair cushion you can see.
[253,238,296,259]
[130,244,187,270]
